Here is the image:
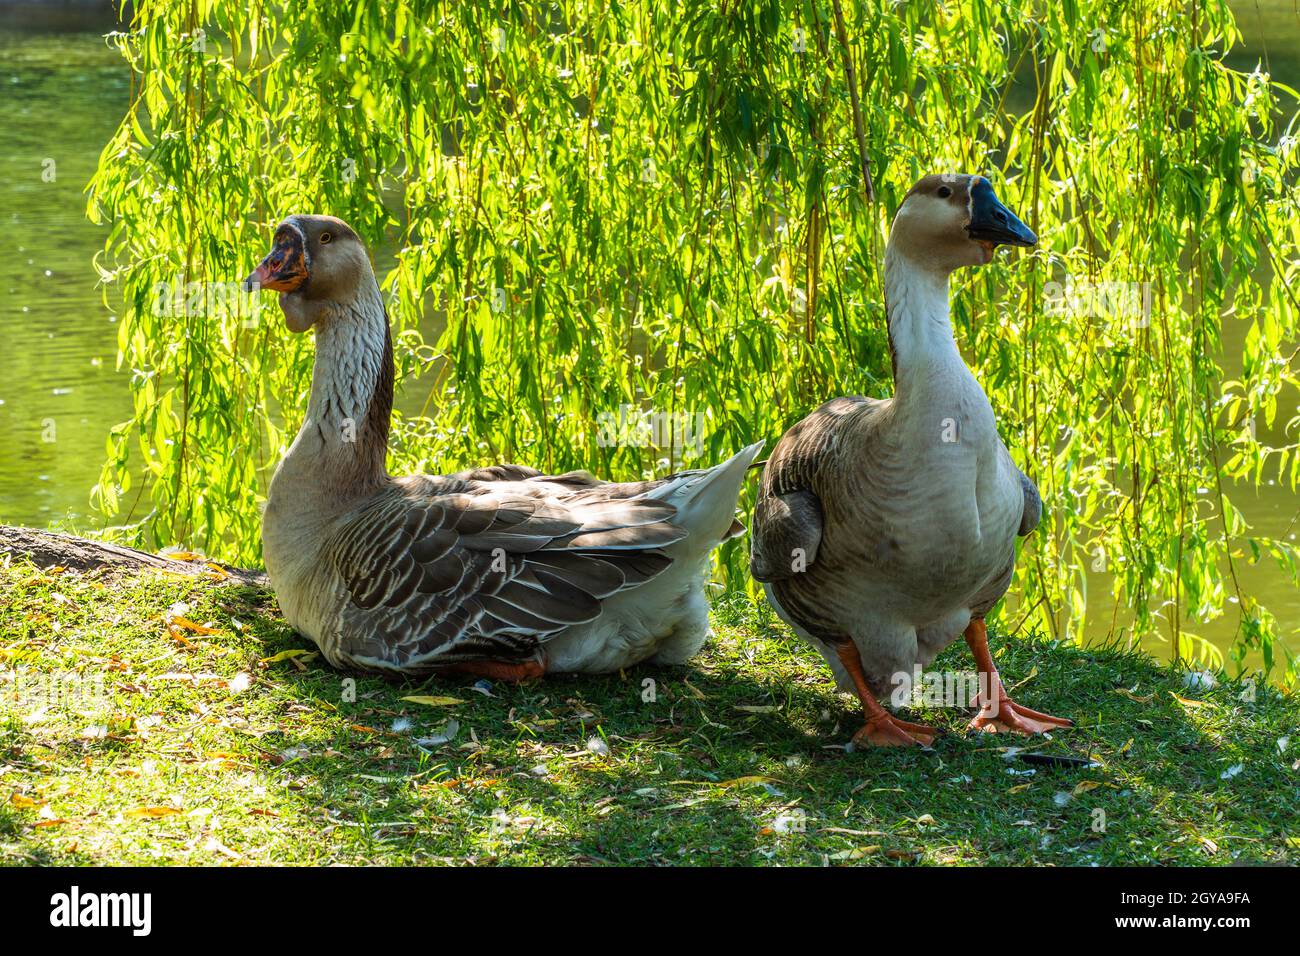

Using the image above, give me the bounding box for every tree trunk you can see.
[0,525,268,587]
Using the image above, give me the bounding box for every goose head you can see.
[244,214,373,332]
[888,174,1036,274]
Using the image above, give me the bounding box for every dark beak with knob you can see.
[966,178,1037,252]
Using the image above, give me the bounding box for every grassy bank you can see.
[1,560,1296,866]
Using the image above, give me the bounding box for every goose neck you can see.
[883,245,963,399]
[283,283,393,499]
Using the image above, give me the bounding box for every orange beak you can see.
[243,232,308,293]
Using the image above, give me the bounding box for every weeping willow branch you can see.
[829,0,875,203]
[82,0,1300,686]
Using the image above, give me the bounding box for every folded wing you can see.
[329,477,686,672]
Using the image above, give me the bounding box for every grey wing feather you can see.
[448,463,545,482]
[1017,469,1042,536]
[329,479,682,672]
[750,489,823,582]
[750,397,871,583]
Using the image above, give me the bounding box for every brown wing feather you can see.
[1017,469,1042,536]
[750,489,823,581]
[329,475,686,673]
[750,397,871,582]
[449,463,545,482]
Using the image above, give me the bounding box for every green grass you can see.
[1,560,1297,866]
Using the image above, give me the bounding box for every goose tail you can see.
[646,440,765,555]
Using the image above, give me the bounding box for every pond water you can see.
[0,5,1297,676]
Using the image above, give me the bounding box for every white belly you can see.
[544,558,713,673]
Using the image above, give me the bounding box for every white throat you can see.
[882,239,995,452]
[883,242,961,381]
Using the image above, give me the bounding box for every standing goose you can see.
[246,215,761,678]
[750,174,1071,747]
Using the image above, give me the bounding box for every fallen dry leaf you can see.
[820,826,888,837]
[1008,665,1038,691]
[160,550,202,562]
[125,806,183,819]
[1114,688,1154,704]
[203,837,241,860]
[197,757,246,773]
[260,649,317,665]
[829,846,881,861]
[680,679,707,700]
[401,695,465,707]
[169,616,221,635]
[717,775,777,789]
[157,672,226,685]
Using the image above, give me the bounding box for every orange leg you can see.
[835,642,939,748]
[964,620,1071,734]
[436,656,547,683]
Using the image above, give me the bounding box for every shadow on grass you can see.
[200,594,1294,864]
[2,570,1297,865]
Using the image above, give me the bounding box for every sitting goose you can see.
[750,174,1071,746]
[245,215,761,678]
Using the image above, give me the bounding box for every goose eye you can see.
[319,232,332,244]
[937,186,952,199]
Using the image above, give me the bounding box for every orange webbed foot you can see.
[853,711,940,748]
[962,619,1071,736]
[968,695,1072,735]
[833,640,942,748]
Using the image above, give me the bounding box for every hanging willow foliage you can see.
[88,0,1300,684]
